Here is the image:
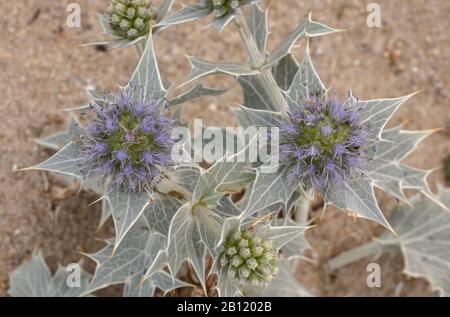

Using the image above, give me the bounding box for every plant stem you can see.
[135,39,146,57]
[234,10,288,116]
[295,189,313,223]
[327,240,383,271]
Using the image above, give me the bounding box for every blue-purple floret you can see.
[279,97,368,190]
[81,91,174,193]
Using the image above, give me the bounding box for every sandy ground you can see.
[0,0,449,296]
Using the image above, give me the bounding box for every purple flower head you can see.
[105,118,117,132]
[324,160,335,172]
[279,97,368,191]
[81,91,174,193]
[93,142,108,154]
[305,114,317,124]
[347,110,360,125]
[114,148,129,163]
[321,125,333,136]
[333,143,346,156]
[309,144,319,157]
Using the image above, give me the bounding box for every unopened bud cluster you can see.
[219,229,278,289]
[197,0,243,18]
[106,0,154,40]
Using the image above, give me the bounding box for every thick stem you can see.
[135,39,146,57]
[193,204,222,239]
[234,10,288,116]
[295,189,313,223]
[327,240,383,271]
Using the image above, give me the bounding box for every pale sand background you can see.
[0,0,449,296]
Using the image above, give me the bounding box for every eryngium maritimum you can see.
[197,0,244,18]
[219,229,278,289]
[106,0,154,40]
[279,97,368,190]
[80,92,174,193]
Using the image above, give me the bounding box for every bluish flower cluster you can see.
[279,98,368,190]
[81,92,174,193]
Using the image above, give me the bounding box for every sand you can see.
[0,0,449,296]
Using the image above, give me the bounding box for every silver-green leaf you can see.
[246,5,268,54]
[142,194,183,236]
[324,177,393,231]
[241,168,298,219]
[34,114,81,151]
[367,126,441,206]
[26,142,87,180]
[83,226,183,296]
[380,188,450,296]
[158,5,211,27]
[266,13,339,67]
[259,260,314,297]
[123,36,167,100]
[184,57,259,86]
[8,252,90,297]
[104,188,151,253]
[285,43,326,109]
[169,83,228,106]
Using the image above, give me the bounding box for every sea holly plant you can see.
[10,0,449,298]
[26,36,228,255]
[235,42,444,231]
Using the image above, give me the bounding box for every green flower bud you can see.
[106,0,155,41]
[229,0,240,10]
[263,240,274,250]
[213,7,228,18]
[239,247,251,259]
[120,19,131,30]
[111,14,122,24]
[239,266,251,279]
[231,231,241,241]
[127,7,136,19]
[127,28,139,38]
[219,228,279,289]
[238,239,249,248]
[137,7,150,18]
[227,246,237,256]
[231,255,243,267]
[252,245,264,257]
[246,258,258,270]
[115,3,127,13]
[197,0,244,18]
[134,18,145,30]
